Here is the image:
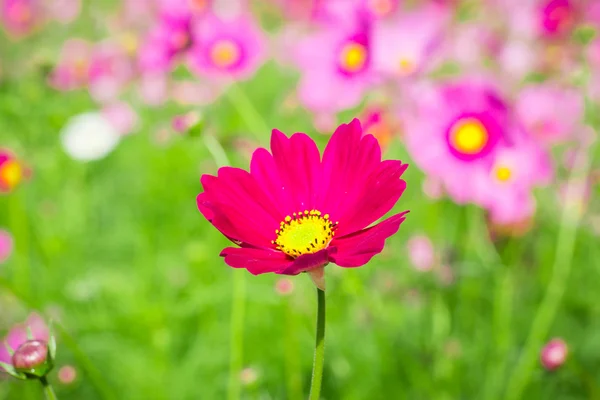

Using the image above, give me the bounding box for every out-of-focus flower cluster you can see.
[1,0,599,231]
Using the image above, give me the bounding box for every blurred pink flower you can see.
[188,13,266,81]
[515,84,583,146]
[372,4,448,79]
[406,235,435,272]
[43,0,80,24]
[402,79,509,205]
[0,230,13,264]
[101,101,139,136]
[274,278,295,295]
[0,149,26,193]
[138,11,195,75]
[538,0,575,38]
[171,111,201,133]
[157,0,211,18]
[88,41,135,103]
[58,365,77,384]
[1,0,40,38]
[0,313,49,372]
[138,73,169,106]
[294,21,376,113]
[541,338,568,370]
[422,176,444,199]
[48,39,93,91]
[482,137,552,224]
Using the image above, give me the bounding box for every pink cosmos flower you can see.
[541,338,568,370]
[188,13,266,81]
[42,0,80,24]
[197,119,409,281]
[402,79,510,205]
[0,150,26,193]
[294,21,375,113]
[101,101,139,136]
[538,0,575,38]
[515,84,583,146]
[0,230,13,264]
[0,313,49,373]
[138,11,195,75]
[406,235,435,272]
[88,41,134,103]
[48,39,93,91]
[372,4,448,79]
[1,0,39,38]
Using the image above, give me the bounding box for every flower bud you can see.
[12,340,52,377]
[541,338,568,371]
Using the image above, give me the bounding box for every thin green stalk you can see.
[225,82,270,139]
[227,269,246,400]
[308,289,326,400]
[503,143,593,400]
[9,190,31,300]
[40,377,57,400]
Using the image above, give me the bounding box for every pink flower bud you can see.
[541,338,568,370]
[12,340,48,371]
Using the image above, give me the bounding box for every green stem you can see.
[40,377,57,400]
[308,288,326,400]
[227,269,246,400]
[284,298,304,400]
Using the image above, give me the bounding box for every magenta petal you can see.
[220,247,292,275]
[200,167,284,247]
[277,248,335,275]
[335,160,408,236]
[330,212,409,267]
[318,119,382,223]
[270,130,322,211]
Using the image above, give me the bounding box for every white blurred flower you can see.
[60,112,121,161]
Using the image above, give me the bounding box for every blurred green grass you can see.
[1,62,600,400]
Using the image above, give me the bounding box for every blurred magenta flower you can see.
[1,0,39,38]
[48,39,93,91]
[0,229,13,263]
[57,365,77,384]
[294,22,375,113]
[101,101,139,136]
[188,13,266,81]
[403,79,510,204]
[541,338,568,370]
[275,277,295,295]
[515,84,583,146]
[0,149,26,193]
[538,0,575,38]
[406,234,435,272]
[197,119,408,288]
[372,4,448,79]
[138,10,195,75]
[0,313,52,378]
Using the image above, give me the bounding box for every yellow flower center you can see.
[398,58,415,75]
[449,118,488,155]
[119,32,139,55]
[0,160,23,189]
[210,39,241,69]
[495,166,512,182]
[339,42,367,73]
[272,210,337,258]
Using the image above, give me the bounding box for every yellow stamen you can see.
[449,118,488,155]
[272,209,338,258]
[339,42,367,73]
[495,166,512,182]
[369,0,394,16]
[398,58,415,75]
[210,39,241,69]
[0,160,23,189]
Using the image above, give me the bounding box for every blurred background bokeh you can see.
[1,0,600,399]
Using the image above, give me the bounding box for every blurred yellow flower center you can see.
[120,32,139,55]
[369,0,394,16]
[210,39,241,69]
[0,160,23,189]
[72,58,88,80]
[495,166,512,182]
[273,210,337,258]
[398,58,415,75]
[449,118,488,154]
[339,42,367,73]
